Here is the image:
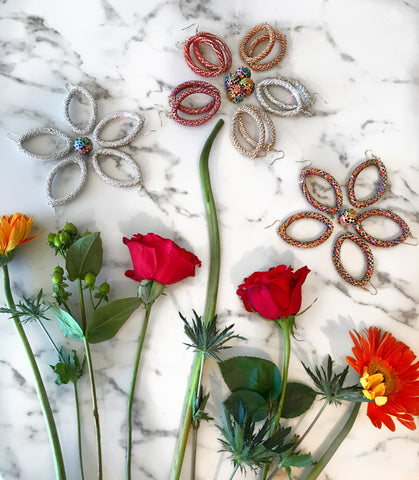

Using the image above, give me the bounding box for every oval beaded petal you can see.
[277,211,334,248]
[300,168,343,215]
[347,157,387,208]
[332,232,374,288]
[353,209,411,247]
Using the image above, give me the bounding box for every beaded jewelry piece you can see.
[225,67,254,103]
[277,153,412,289]
[347,156,387,208]
[255,77,315,117]
[184,31,232,77]
[10,84,145,207]
[169,80,221,126]
[332,232,374,288]
[230,104,276,158]
[240,23,287,71]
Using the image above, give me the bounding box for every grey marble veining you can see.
[0,0,418,479]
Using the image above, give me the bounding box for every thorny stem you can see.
[190,353,205,480]
[126,302,153,479]
[2,265,67,480]
[170,119,224,480]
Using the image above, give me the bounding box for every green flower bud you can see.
[53,266,64,275]
[83,230,92,237]
[84,272,96,286]
[48,233,56,244]
[52,273,62,285]
[99,282,110,294]
[63,222,78,235]
[53,234,62,248]
[59,231,70,245]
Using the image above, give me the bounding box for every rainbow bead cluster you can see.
[332,233,374,288]
[338,208,357,226]
[225,66,254,103]
[73,137,93,155]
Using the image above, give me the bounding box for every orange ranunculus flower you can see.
[0,213,42,258]
[346,326,419,431]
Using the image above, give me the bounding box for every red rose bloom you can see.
[123,233,201,285]
[236,264,310,320]
[346,327,419,431]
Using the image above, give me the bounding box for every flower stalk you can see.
[170,118,224,480]
[126,301,153,480]
[2,265,67,480]
[303,402,361,480]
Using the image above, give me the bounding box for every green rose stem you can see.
[2,265,67,480]
[126,301,153,480]
[261,317,292,480]
[303,402,361,480]
[170,118,224,480]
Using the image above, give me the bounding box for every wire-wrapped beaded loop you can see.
[169,81,221,126]
[354,209,411,247]
[255,77,315,117]
[240,23,287,71]
[184,32,232,77]
[230,104,276,158]
[332,232,374,288]
[347,156,387,208]
[278,211,334,248]
[300,167,343,215]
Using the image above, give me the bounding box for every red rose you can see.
[236,264,310,320]
[123,233,201,285]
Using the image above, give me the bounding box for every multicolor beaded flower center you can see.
[278,154,412,288]
[73,137,93,155]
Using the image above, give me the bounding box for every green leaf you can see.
[281,382,317,418]
[47,302,84,340]
[51,347,86,385]
[66,232,103,281]
[86,297,141,343]
[224,390,269,422]
[219,356,282,401]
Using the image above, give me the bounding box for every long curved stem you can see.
[2,265,67,479]
[170,119,224,480]
[83,336,102,480]
[303,402,361,480]
[126,303,153,479]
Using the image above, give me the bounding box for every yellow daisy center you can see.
[360,362,395,406]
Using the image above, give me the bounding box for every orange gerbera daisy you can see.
[346,326,419,431]
[0,213,42,258]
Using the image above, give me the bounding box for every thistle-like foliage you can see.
[0,289,50,324]
[192,390,213,426]
[181,311,244,360]
[302,355,363,404]
[217,402,293,474]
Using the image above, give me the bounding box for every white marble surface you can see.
[1,0,419,479]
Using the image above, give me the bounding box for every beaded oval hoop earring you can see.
[240,23,287,71]
[300,167,343,215]
[184,31,232,77]
[354,209,412,247]
[332,232,374,288]
[169,81,221,126]
[255,77,315,117]
[278,211,334,248]
[230,104,276,158]
[347,156,387,208]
